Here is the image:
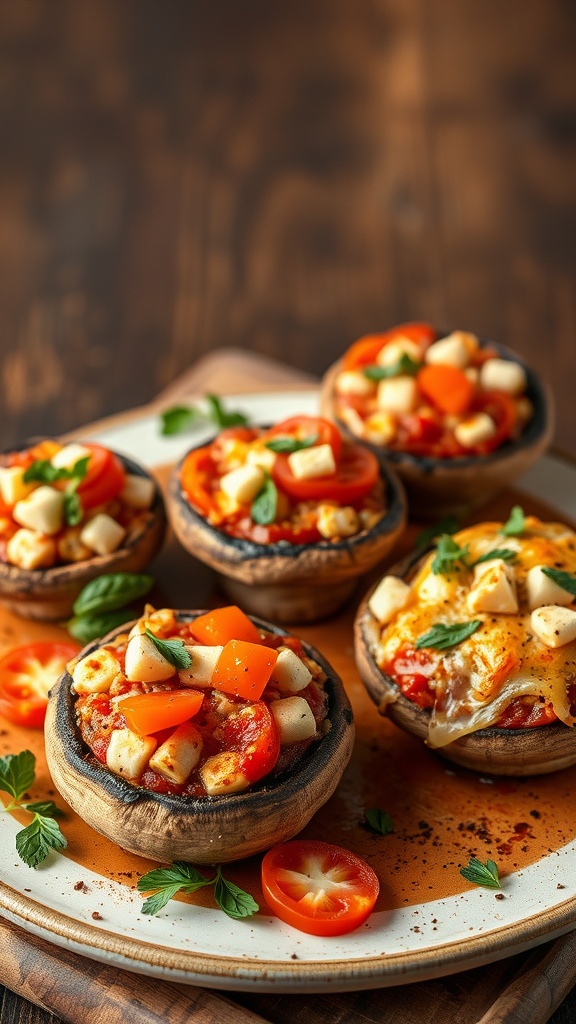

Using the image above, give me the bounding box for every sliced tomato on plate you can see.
[261,840,380,936]
[273,442,380,503]
[0,641,81,728]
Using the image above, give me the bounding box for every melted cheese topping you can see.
[375,517,576,746]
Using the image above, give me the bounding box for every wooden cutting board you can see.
[1,349,575,1024]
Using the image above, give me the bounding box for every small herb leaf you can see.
[137,862,208,892]
[140,884,188,916]
[251,476,278,526]
[415,516,460,552]
[363,354,421,380]
[472,548,517,567]
[542,567,576,597]
[15,813,67,868]
[416,620,482,651]
[0,751,36,801]
[214,868,259,919]
[460,857,501,890]
[501,506,525,537]
[365,808,394,836]
[67,608,136,644]
[264,434,318,454]
[205,394,249,428]
[145,629,192,670]
[22,800,63,817]
[23,456,89,485]
[160,406,203,436]
[73,573,154,617]
[64,490,83,527]
[432,535,470,575]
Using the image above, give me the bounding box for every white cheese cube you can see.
[106,728,157,780]
[375,338,422,367]
[124,632,175,682]
[73,648,123,694]
[219,464,265,504]
[6,529,57,569]
[148,722,203,784]
[454,413,497,449]
[467,559,518,614]
[50,443,92,471]
[199,751,250,795]
[377,376,418,415]
[272,647,313,693]
[316,504,359,539]
[0,466,36,506]
[13,486,65,536]
[480,358,527,396]
[417,572,452,603]
[288,444,336,480]
[530,606,576,648]
[120,474,155,509]
[368,575,411,625]
[526,565,575,611]
[334,370,377,396]
[178,645,223,686]
[80,513,126,556]
[270,696,316,744]
[128,607,178,638]
[364,411,397,445]
[246,446,277,473]
[425,331,478,368]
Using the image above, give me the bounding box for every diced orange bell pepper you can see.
[212,640,278,701]
[417,364,474,416]
[191,605,262,646]
[120,690,204,736]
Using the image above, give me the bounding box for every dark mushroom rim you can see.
[0,444,166,581]
[335,339,551,475]
[50,611,354,816]
[169,435,406,564]
[359,552,570,743]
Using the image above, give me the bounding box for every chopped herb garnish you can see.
[145,628,192,670]
[138,861,258,920]
[160,395,250,436]
[542,567,576,597]
[415,516,460,552]
[23,456,89,485]
[251,475,278,526]
[364,808,394,836]
[501,506,525,537]
[471,548,517,567]
[415,620,482,651]
[0,751,67,868]
[431,535,470,575]
[363,354,421,380]
[460,857,501,890]
[264,434,318,454]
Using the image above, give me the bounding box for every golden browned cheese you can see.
[376,517,576,746]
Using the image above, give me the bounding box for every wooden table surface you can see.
[0,2,575,1022]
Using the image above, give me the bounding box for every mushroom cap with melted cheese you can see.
[354,516,576,775]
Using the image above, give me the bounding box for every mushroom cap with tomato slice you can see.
[44,610,355,864]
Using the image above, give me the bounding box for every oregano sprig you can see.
[0,751,67,868]
[460,857,501,890]
[138,861,258,920]
[160,395,250,436]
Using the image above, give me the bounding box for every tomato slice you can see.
[191,606,262,646]
[342,323,436,370]
[262,416,343,461]
[77,444,126,508]
[0,641,81,728]
[180,447,219,517]
[273,442,380,503]
[120,690,204,736]
[221,700,280,783]
[212,640,278,700]
[261,840,380,936]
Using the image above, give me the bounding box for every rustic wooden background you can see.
[0,1,575,1022]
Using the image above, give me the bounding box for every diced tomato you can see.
[261,840,380,936]
[212,640,278,701]
[342,323,436,370]
[262,416,343,462]
[77,444,126,508]
[191,605,263,646]
[120,690,204,736]
[417,364,474,416]
[386,647,437,709]
[0,641,81,728]
[472,390,518,454]
[496,698,558,729]
[222,700,280,783]
[180,447,220,517]
[273,442,380,503]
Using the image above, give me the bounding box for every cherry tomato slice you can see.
[261,840,380,936]
[180,446,219,517]
[263,416,343,461]
[77,444,126,508]
[342,323,436,370]
[0,641,81,728]
[273,442,380,503]
[120,690,204,736]
[212,640,278,701]
[191,606,262,646]
[221,700,280,783]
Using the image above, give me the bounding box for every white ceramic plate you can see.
[1,390,576,993]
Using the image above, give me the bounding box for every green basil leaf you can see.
[460,857,501,890]
[21,800,63,818]
[472,548,517,567]
[137,862,208,892]
[64,490,83,527]
[15,813,67,868]
[501,506,525,536]
[67,608,136,644]
[160,405,203,436]
[542,567,576,597]
[431,535,470,575]
[145,628,192,670]
[23,456,89,485]
[365,808,394,836]
[415,516,460,552]
[205,394,249,428]
[415,620,482,651]
[73,573,154,617]
[0,751,36,801]
[363,354,421,380]
[264,434,318,454]
[214,868,259,919]
[251,476,278,526]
